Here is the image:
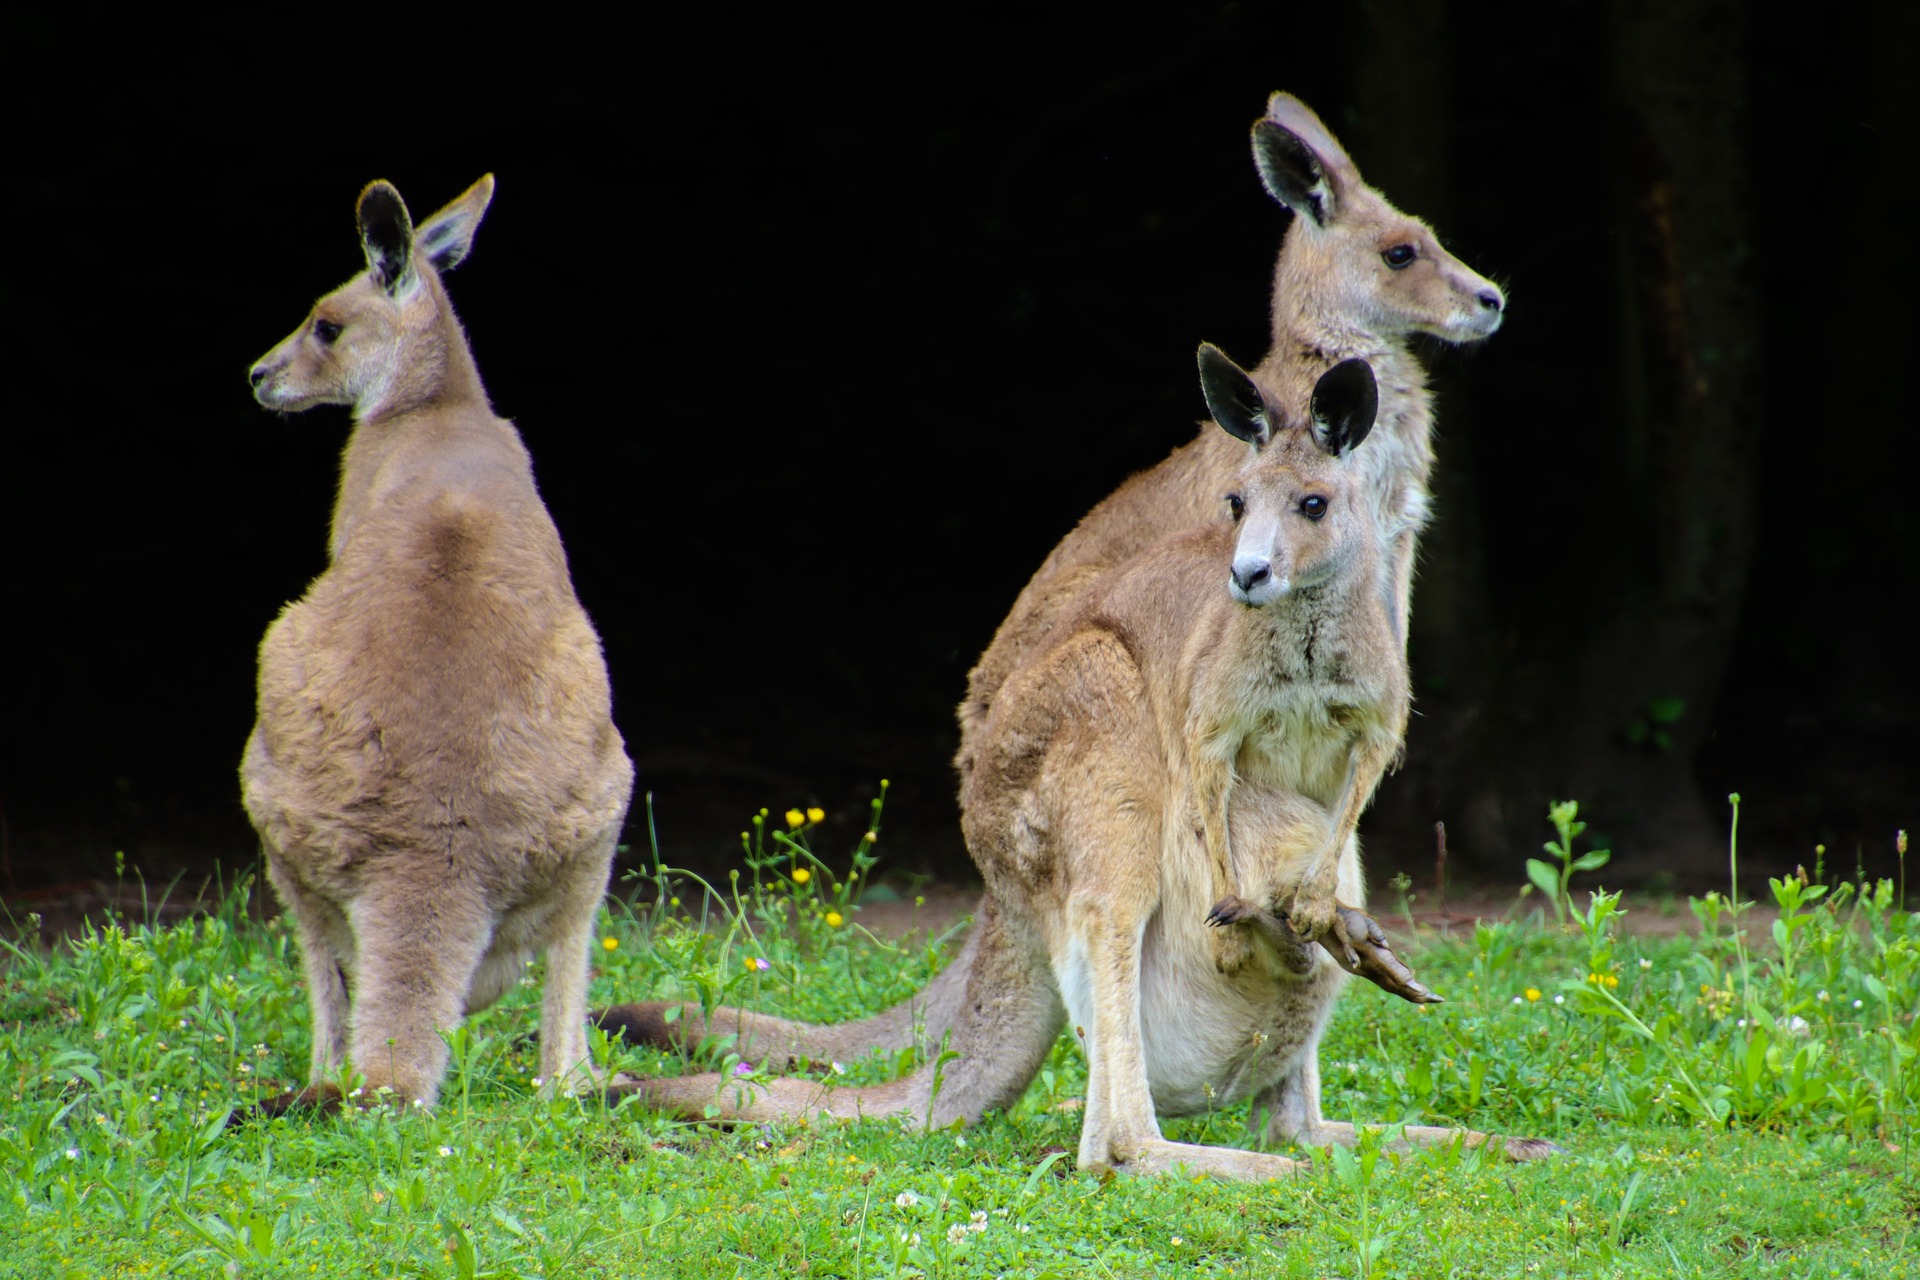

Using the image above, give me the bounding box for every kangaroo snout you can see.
[1476,287,1504,313]
[1230,557,1286,606]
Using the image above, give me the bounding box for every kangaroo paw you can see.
[1207,894,1259,927]
[1323,904,1442,1005]
[1209,895,1314,973]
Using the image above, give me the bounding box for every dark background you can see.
[2,2,1913,905]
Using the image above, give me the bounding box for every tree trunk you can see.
[1446,0,1760,878]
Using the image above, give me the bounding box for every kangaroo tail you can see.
[591,912,984,1069]
[612,1066,928,1125]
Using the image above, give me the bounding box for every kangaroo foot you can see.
[1208,897,1439,1003]
[1321,905,1441,1005]
[227,1082,345,1127]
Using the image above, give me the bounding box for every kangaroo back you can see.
[242,176,633,1114]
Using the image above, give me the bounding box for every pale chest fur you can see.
[1190,605,1396,811]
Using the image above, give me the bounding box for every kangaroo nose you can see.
[248,364,269,388]
[1232,560,1272,594]
[1477,289,1504,313]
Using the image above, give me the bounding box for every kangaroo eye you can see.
[1299,495,1328,520]
[1382,244,1416,269]
[1226,494,1245,522]
[313,318,343,344]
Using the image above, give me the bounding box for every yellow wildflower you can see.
[826,911,844,927]
[792,868,811,885]
[1605,974,1619,989]
[1525,988,1542,1002]
[862,831,878,844]
[807,807,825,824]
[785,809,806,829]
[601,936,619,952]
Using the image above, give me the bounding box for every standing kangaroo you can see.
[958,93,1504,951]
[243,176,634,1111]
[606,354,1551,1178]
[591,92,1503,1067]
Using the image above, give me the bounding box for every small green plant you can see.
[1527,800,1612,928]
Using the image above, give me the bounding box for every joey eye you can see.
[1226,494,1245,522]
[1299,494,1328,521]
[1382,244,1416,269]
[312,318,343,344]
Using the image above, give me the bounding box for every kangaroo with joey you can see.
[600,351,1555,1179]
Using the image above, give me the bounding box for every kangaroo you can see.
[587,93,1506,1065]
[959,93,1503,766]
[601,354,1554,1179]
[242,176,634,1112]
[958,94,1504,955]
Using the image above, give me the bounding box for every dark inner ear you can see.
[1198,343,1272,445]
[1309,358,1379,456]
[1252,120,1329,226]
[356,183,415,293]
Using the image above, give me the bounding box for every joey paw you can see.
[1206,894,1260,927]
[1277,885,1338,946]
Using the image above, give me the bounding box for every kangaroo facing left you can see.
[241,176,634,1115]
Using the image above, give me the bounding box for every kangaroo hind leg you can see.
[347,882,495,1108]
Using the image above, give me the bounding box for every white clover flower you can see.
[1017,1223,1031,1234]
[1511,996,1524,1005]
[1553,995,1565,1005]
[438,1146,453,1158]
[1786,1016,1810,1036]
[1639,958,1653,971]
[895,1191,918,1208]
[947,1224,968,1244]
[1817,990,1830,1003]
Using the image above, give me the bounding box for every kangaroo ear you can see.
[1253,94,1357,227]
[1198,343,1274,446]
[1309,358,1379,456]
[415,174,495,273]
[357,181,416,296]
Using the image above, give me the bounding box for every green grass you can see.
[1,800,1915,1278]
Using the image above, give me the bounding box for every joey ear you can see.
[1198,343,1274,446]
[415,174,495,273]
[1308,358,1379,456]
[356,181,416,296]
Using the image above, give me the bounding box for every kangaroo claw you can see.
[1207,894,1259,927]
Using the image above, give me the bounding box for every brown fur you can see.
[605,359,1554,1179]
[242,176,633,1111]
